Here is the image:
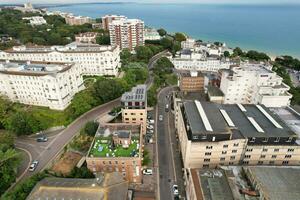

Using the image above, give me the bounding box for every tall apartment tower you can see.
[109,19,145,51]
[101,15,127,30]
[121,85,147,134]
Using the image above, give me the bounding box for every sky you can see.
[1,0,300,4]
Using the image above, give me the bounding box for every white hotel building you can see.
[0,42,121,76]
[170,49,231,72]
[0,61,84,110]
[220,63,292,107]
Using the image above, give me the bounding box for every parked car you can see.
[29,160,39,172]
[173,185,179,196]
[143,169,153,175]
[159,115,163,121]
[147,125,154,130]
[147,119,155,124]
[165,104,169,112]
[147,129,154,134]
[36,136,48,142]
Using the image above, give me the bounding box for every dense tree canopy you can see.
[157,28,167,37]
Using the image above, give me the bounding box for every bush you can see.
[82,121,99,136]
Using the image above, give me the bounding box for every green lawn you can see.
[90,138,139,157]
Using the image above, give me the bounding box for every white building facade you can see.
[109,19,144,51]
[220,63,292,107]
[0,42,121,76]
[144,28,161,41]
[171,49,231,72]
[22,16,47,26]
[0,61,84,110]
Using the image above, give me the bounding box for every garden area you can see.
[89,137,140,158]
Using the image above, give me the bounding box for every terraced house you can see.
[175,99,300,168]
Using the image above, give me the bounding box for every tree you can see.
[160,37,173,49]
[96,35,110,45]
[224,51,230,57]
[174,32,186,42]
[157,28,167,37]
[93,79,125,103]
[82,121,99,136]
[6,111,41,135]
[135,46,153,61]
[68,166,95,178]
[246,50,270,61]
[233,47,244,57]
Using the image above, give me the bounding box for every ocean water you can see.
[47,3,300,58]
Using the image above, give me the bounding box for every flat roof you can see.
[207,85,224,97]
[222,104,295,138]
[245,166,300,200]
[0,60,73,76]
[182,101,295,138]
[194,169,234,200]
[183,101,229,135]
[121,84,147,102]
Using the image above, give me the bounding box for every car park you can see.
[143,169,153,175]
[36,136,48,142]
[173,185,179,196]
[29,160,39,172]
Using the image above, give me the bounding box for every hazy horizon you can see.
[1,0,300,5]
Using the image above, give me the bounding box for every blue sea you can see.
[47,3,300,58]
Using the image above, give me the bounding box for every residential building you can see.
[175,99,300,169]
[0,60,84,110]
[86,123,143,183]
[75,32,98,43]
[109,18,144,51]
[181,38,196,49]
[144,28,161,41]
[0,42,121,76]
[219,63,292,107]
[65,15,92,25]
[101,15,127,30]
[185,166,300,200]
[170,49,231,72]
[13,3,40,13]
[207,85,224,104]
[179,71,204,93]
[121,85,147,134]
[27,173,129,200]
[22,16,47,26]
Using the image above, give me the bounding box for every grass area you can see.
[28,106,68,128]
[90,137,139,157]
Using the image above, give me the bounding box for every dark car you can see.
[36,136,48,142]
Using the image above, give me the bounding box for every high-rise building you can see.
[101,15,127,30]
[179,71,205,93]
[121,85,147,134]
[219,63,292,107]
[109,19,144,51]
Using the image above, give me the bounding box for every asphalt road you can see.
[13,51,168,186]
[156,87,185,200]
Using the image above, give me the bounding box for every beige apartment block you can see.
[121,85,147,134]
[175,99,300,169]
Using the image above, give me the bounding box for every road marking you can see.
[167,92,177,182]
[155,98,161,200]
[14,147,32,184]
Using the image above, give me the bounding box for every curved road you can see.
[14,50,169,185]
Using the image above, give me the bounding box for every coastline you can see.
[44,3,300,59]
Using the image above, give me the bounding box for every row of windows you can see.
[246,148,295,152]
[206,143,239,150]
[244,155,293,159]
[243,160,290,165]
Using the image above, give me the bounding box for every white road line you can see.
[15,147,32,181]
[155,100,160,200]
[167,94,177,182]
